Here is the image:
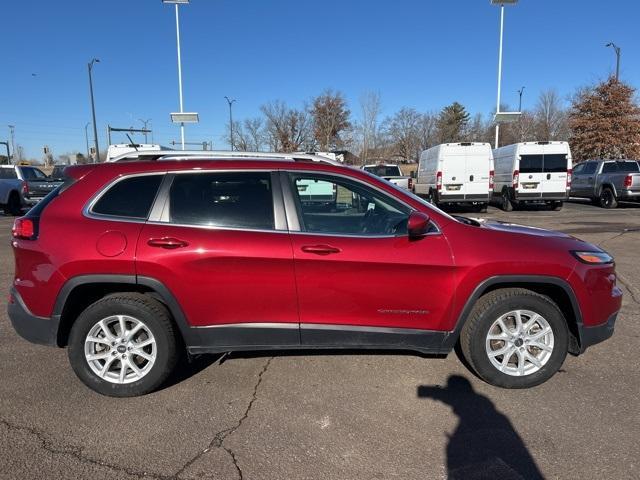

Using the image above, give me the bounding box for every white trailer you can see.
[415,142,494,211]
[492,141,572,211]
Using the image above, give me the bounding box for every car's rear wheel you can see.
[599,188,618,209]
[4,192,22,216]
[460,288,568,388]
[68,293,178,397]
[550,201,563,211]
[500,189,513,212]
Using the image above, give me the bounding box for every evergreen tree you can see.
[437,102,470,143]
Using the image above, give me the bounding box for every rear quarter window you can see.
[91,175,163,219]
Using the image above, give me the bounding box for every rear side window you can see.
[602,163,617,174]
[0,168,18,179]
[168,172,274,230]
[619,162,640,173]
[92,175,163,219]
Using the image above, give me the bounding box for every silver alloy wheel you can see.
[84,315,157,384]
[485,309,554,377]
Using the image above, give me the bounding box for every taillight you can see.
[436,171,442,191]
[489,170,494,190]
[512,170,519,188]
[21,181,29,197]
[624,174,632,188]
[566,168,573,189]
[408,177,413,191]
[12,217,37,240]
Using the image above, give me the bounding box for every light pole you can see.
[163,0,189,150]
[517,86,525,112]
[88,58,100,162]
[139,118,152,143]
[225,96,236,150]
[605,42,621,81]
[491,0,518,149]
[8,125,15,163]
[84,122,91,159]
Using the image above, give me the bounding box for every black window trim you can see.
[84,172,166,223]
[281,169,441,238]
[148,169,287,233]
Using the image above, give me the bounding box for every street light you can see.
[163,0,190,150]
[84,122,91,159]
[517,86,525,112]
[490,0,519,149]
[225,96,236,151]
[88,58,100,162]
[605,42,621,81]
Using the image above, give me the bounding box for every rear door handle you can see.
[147,237,189,249]
[301,245,341,255]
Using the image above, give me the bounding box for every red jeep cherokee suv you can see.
[8,153,622,396]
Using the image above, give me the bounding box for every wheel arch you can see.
[444,275,583,355]
[53,275,195,348]
[599,183,617,197]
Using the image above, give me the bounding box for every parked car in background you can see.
[0,165,63,215]
[0,166,25,215]
[570,159,640,208]
[493,141,572,211]
[414,143,493,212]
[8,152,621,396]
[363,163,412,191]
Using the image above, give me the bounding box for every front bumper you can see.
[578,312,617,353]
[7,287,59,346]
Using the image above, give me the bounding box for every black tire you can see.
[599,188,618,209]
[4,192,22,216]
[68,293,179,397]
[551,201,563,211]
[472,203,488,213]
[500,189,513,212]
[460,288,568,389]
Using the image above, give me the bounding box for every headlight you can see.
[571,251,614,264]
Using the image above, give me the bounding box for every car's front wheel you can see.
[68,293,179,397]
[460,288,568,388]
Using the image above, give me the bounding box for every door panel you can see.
[136,225,298,327]
[291,233,456,331]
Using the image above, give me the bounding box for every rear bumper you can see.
[7,287,59,346]
[618,189,640,200]
[22,196,44,206]
[438,194,489,203]
[578,312,617,353]
[514,192,568,201]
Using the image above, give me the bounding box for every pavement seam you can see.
[0,418,172,480]
[174,357,273,480]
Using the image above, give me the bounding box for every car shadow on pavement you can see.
[418,375,544,480]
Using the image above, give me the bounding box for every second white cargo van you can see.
[414,142,494,212]
[492,141,572,211]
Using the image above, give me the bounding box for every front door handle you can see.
[301,244,341,255]
[147,237,189,249]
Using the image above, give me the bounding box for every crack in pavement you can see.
[173,357,273,480]
[0,419,172,480]
[617,274,640,306]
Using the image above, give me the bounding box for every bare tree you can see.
[244,117,265,151]
[534,89,569,140]
[226,121,250,151]
[381,107,422,162]
[311,90,351,151]
[359,91,382,163]
[261,100,314,152]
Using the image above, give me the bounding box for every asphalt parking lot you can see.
[1,200,639,480]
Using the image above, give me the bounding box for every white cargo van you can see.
[492,141,572,211]
[414,142,494,211]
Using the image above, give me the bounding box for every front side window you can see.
[289,173,410,236]
[169,172,274,230]
[92,175,163,219]
[583,162,598,175]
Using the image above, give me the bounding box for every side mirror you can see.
[408,211,431,239]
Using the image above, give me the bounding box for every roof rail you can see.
[108,149,342,165]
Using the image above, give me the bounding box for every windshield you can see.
[364,165,402,177]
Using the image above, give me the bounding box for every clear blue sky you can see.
[2,0,638,159]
